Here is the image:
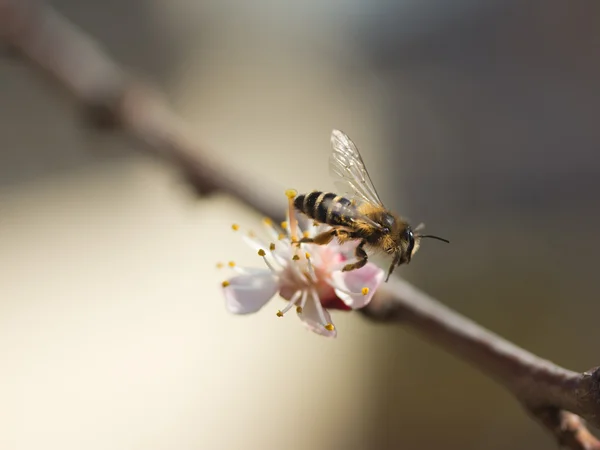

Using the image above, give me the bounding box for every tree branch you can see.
[1,1,598,447]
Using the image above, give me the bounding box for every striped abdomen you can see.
[294,191,355,227]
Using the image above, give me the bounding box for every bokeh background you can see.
[1,1,599,449]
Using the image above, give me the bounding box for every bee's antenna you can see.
[419,234,450,244]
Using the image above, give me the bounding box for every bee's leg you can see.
[296,229,338,246]
[342,240,368,272]
[385,254,402,282]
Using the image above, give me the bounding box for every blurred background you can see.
[1,0,599,449]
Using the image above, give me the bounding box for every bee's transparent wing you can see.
[329,129,385,207]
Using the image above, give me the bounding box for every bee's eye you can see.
[404,229,415,255]
[382,213,395,229]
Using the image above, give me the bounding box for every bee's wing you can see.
[329,129,385,208]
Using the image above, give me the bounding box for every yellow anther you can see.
[361,287,370,296]
[280,221,288,230]
[221,280,230,287]
[278,233,286,240]
[285,189,298,199]
[313,221,319,227]
[305,252,311,259]
[263,217,273,226]
[269,243,276,251]
[296,306,303,313]
[292,255,300,261]
[258,249,266,257]
[216,262,224,269]
[228,261,236,268]
[276,310,284,317]
[325,323,335,331]
[303,231,310,238]
[231,224,240,231]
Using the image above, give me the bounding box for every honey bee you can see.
[294,129,449,282]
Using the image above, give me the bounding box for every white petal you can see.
[223,271,278,314]
[331,262,384,309]
[297,294,337,338]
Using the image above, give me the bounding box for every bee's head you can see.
[398,226,418,265]
[396,226,450,266]
[384,220,449,282]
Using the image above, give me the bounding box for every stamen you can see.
[311,288,332,330]
[221,280,230,287]
[231,266,254,274]
[242,234,285,269]
[231,224,240,231]
[303,231,311,238]
[278,233,286,240]
[287,253,309,284]
[304,252,317,282]
[296,290,308,313]
[264,241,285,268]
[216,262,224,269]
[228,261,236,268]
[277,290,302,317]
[326,279,369,297]
[334,286,367,296]
[280,221,288,230]
[263,217,287,244]
[262,217,282,241]
[286,189,299,242]
[258,249,278,274]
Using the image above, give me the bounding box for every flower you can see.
[218,190,385,337]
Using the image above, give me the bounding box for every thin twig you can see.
[364,277,600,445]
[1,1,598,447]
[0,0,282,220]
[532,409,600,450]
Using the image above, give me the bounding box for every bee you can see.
[294,129,449,282]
